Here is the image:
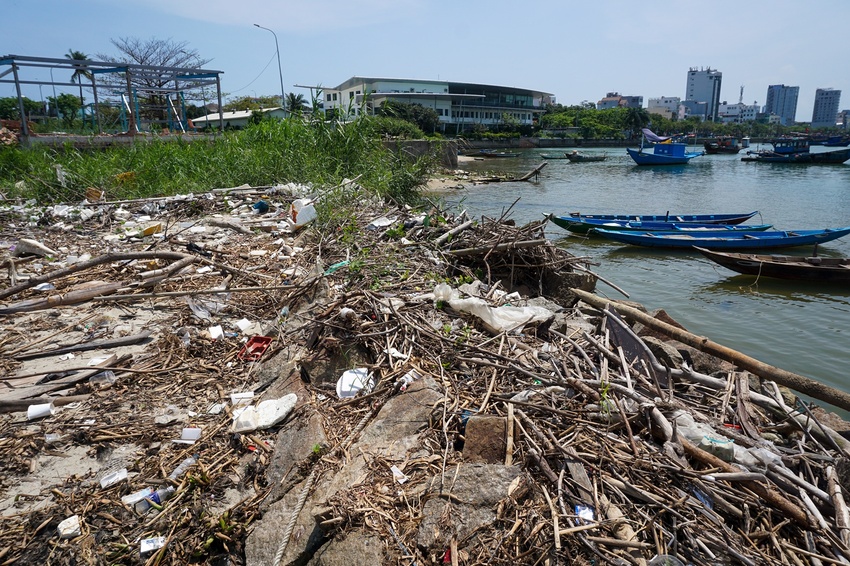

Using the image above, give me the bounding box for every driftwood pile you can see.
[1,183,850,566]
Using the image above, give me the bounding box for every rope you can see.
[270,406,378,566]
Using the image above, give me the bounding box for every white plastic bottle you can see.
[168,454,198,481]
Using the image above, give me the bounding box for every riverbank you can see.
[2,180,850,565]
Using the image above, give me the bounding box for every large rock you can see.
[416,463,522,554]
[305,531,385,565]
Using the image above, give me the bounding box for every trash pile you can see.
[2,180,850,566]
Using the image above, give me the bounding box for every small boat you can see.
[741,138,850,164]
[540,153,571,160]
[548,215,772,235]
[565,211,759,225]
[627,128,704,165]
[566,151,607,163]
[695,246,850,282]
[478,149,520,158]
[703,136,742,154]
[592,227,850,250]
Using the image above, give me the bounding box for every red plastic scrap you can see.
[238,336,273,361]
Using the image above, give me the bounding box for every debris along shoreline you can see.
[2,181,850,566]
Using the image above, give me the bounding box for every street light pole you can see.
[253,24,285,113]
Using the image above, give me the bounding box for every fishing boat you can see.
[703,136,742,154]
[566,151,607,163]
[540,153,571,160]
[695,246,850,282]
[627,128,704,165]
[478,149,520,158]
[741,138,850,164]
[592,227,850,250]
[565,211,759,225]
[548,215,772,235]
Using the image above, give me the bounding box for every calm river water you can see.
[436,146,850,409]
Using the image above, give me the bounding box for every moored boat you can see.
[703,136,742,154]
[540,153,570,159]
[565,211,759,225]
[478,149,520,158]
[695,246,850,282]
[548,215,772,235]
[741,138,850,164]
[592,227,850,250]
[627,128,704,165]
[566,151,607,163]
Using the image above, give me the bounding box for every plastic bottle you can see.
[134,486,175,513]
[168,454,198,481]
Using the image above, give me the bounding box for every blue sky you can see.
[3,0,848,120]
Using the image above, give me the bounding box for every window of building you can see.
[326,94,332,101]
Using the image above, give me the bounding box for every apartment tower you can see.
[685,67,722,121]
[811,88,842,128]
[764,84,799,126]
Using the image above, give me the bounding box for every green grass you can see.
[0,116,437,221]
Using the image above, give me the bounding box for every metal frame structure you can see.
[0,54,224,137]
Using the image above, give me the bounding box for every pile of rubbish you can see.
[2,181,850,566]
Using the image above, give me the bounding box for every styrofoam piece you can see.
[336,368,374,399]
[140,536,166,555]
[57,514,81,539]
[209,325,224,340]
[230,391,254,405]
[235,318,252,332]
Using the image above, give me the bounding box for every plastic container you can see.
[168,455,198,481]
[289,198,316,229]
[134,486,175,514]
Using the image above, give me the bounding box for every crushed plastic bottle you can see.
[168,455,198,481]
[134,486,175,513]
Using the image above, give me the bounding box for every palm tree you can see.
[624,107,650,139]
[285,92,309,115]
[65,49,92,116]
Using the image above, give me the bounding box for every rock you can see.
[642,336,685,369]
[13,238,58,257]
[305,532,385,565]
[463,415,507,463]
[416,463,522,552]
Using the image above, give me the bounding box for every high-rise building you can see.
[764,85,799,126]
[685,67,722,121]
[812,88,841,128]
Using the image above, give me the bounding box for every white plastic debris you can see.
[230,391,254,405]
[140,536,167,556]
[289,198,316,229]
[390,465,408,484]
[99,468,128,489]
[366,216,397,230]
[235,318,252,332]
[14,238,58,257]
[173,427,202,444]
[57,514,81,539]
[436,283,554,334]
[336,368,375,399]
[121,487,154,506]
[208,325,224,340]
[27,402,54,420]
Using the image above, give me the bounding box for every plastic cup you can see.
[27,403,55,420]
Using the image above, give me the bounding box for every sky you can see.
[3,0,849,120]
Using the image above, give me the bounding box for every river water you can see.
[436,146,850,409]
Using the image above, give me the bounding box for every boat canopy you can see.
[641,128,671,143]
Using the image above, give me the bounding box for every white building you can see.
[322,77,553,133]
[647,96,684,120]
[812,88,842,128]
[717,102,760,124]
[685,67,722,121]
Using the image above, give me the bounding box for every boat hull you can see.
[695,247,850,282]
[549,216,772,235]
[627,147,702,165]
[741,148,850,164]
[565,211,759,225]
[566,153,607,162]
[593,227,850,250]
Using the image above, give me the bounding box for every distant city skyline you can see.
[3,0,848,124]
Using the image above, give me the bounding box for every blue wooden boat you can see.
[564,211,759,225]
[548,215,772,235]
[592,227,850,250]
[627,128,704,165]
